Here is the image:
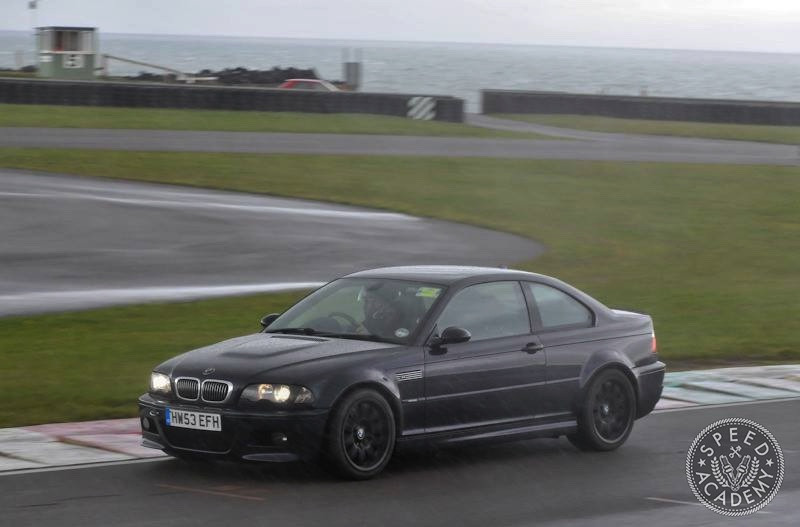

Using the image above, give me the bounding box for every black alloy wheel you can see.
[325,388,396,479]
[568,369,636,451]
[592,378,631,442]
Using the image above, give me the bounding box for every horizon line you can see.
[0,27,799,56]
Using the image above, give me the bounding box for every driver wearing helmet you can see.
[358,285,403,337]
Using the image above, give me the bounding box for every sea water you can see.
[1,31,798,111]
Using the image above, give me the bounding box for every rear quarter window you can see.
[526,283,593,330]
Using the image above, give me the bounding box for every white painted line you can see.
[660,386,750,404]
[685,380,797,399]
[0,439,132,465]
[0,190,417,221]
[0,428,50,443]
[0,456,42,471]
[653,398,695,410]
[737,377,800,393]
[63,434,168,459]
[645,497,704,507]
[653,395,799,414]
[0,282,325,312]
[0,456,168,477]
[0,397,796,477]
[645,497,771,514]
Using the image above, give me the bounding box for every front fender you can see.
[319,368,401,407]
[314,368,404,431]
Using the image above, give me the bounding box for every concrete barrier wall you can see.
[0,78,464,122]
[482,89,800,126]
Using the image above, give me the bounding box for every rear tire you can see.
[324,388,396,480]
[568,369,636,451]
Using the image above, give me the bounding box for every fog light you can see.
[271,432,288,444]
[141,417,151,431]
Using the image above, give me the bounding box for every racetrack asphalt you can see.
[1,120,798,165]
[1,398,796,527]
[0,169,542,316]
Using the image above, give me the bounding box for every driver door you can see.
[423,281,546,433]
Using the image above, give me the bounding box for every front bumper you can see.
[634,360,665,418]
[138,394,329,462]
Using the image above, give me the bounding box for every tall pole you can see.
[29,1,39,62]
[29,1,39,29]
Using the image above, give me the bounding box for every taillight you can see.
[651,331,657,353]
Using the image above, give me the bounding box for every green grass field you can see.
[0,71,36,79]
[0,292,304,427]
[1,149,798,426]
[0,103,543,138]
[494,113,800,144]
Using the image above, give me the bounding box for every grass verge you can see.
[493,113,800,144]
[0,103,545,138]
[1,149,798,425]
[0,292,305,428]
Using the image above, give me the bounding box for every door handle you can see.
[523,342,544,354]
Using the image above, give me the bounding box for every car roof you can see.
[344,265,548,285]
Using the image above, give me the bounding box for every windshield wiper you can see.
[268,328,397,343]
[267,327,321,335]
[313,332,397,344]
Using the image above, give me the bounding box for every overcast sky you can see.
[2,0,799,53]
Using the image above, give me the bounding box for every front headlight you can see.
[240,384,314,404]
[150,372,172,395]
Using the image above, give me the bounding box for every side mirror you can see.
[260,313,280,328]
[438,326,472,345]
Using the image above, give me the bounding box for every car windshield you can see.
[267,278,444,343]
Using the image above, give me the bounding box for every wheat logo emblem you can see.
[686,418,784,516]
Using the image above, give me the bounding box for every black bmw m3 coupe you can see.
[139,266,665,479]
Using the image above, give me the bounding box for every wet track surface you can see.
[0,169,542,316]
[1,399,797,526]
[1,124,798,165]
[2,120,797,526]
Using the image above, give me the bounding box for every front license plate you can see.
[165,408,222,432]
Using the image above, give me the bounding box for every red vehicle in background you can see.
[277,79,340,91]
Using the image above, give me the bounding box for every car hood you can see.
[163,333,397,383]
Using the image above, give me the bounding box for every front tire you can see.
[324,388,396,480]
[568,369,636,451]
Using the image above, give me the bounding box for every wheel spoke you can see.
[341,399,393,470]
[591,379,632,442]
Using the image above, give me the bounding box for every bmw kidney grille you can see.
[202,380,231,402]
[175,378,231,402]
[175,378,200,400]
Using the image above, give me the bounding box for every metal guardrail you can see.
[0,77,464,122]
[482,89,800,126]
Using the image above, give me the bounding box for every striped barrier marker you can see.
[407,96,436,120]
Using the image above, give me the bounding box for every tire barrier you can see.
[0,78,464,122]
[482,89,800,126]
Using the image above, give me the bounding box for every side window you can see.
[436,281,530,341]
[526,283,593,330]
